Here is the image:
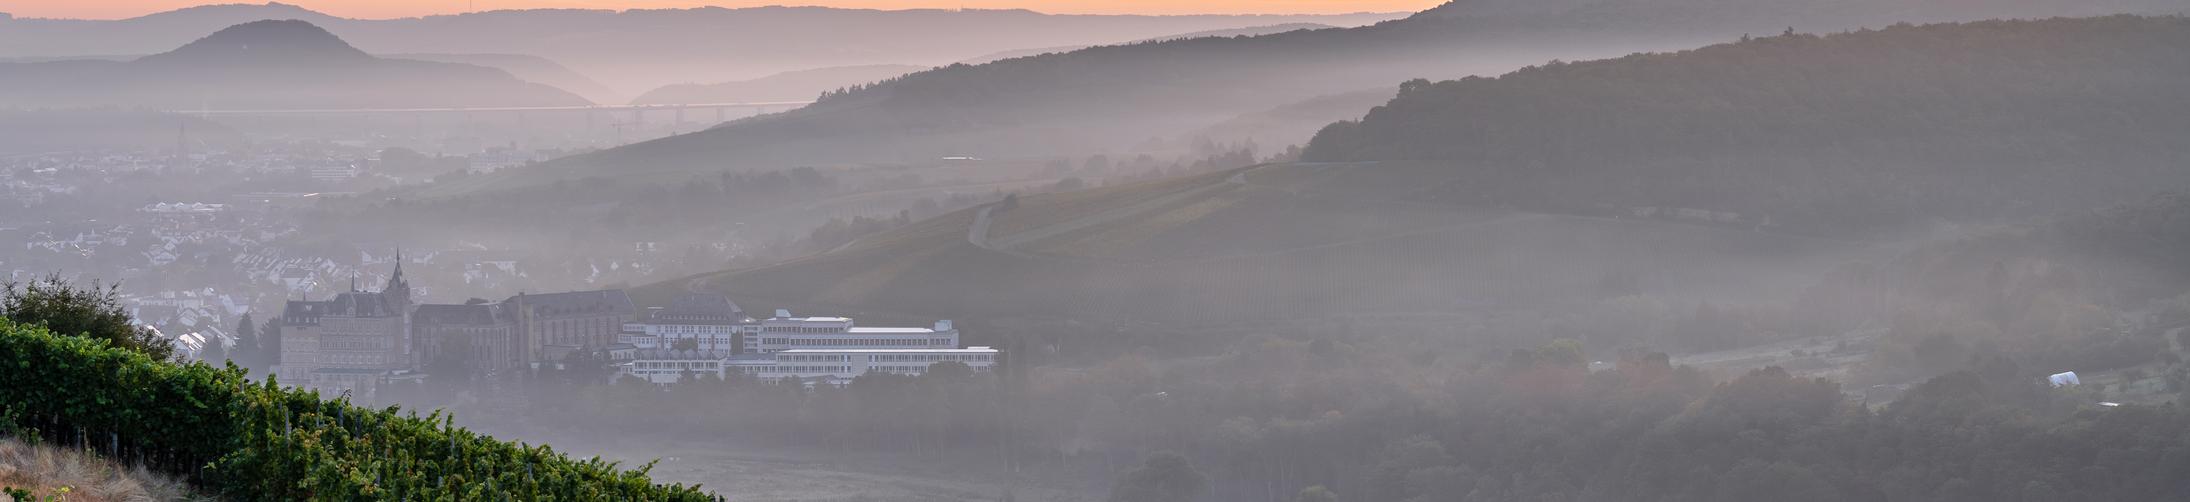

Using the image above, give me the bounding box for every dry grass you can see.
[0,438,206,502]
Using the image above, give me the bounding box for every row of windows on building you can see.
[656,314,736,322]
[634,361,722,371]
[322,353,386,366]
[871,354,992,363]
[872,365,936,374]
[759,365,852,374]
[763,338,949,347]
[313,373,376,384]
[657,333,736,342]
[658,325,734,334]
[547,317,618,345]
[321,339,388,351]
[782,354,848,362]
[628,362,993,378]
[763,326,849,334]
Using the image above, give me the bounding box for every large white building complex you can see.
[745,309,958,353]
[620,309,992,386]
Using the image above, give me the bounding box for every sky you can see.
[0,1,1442,19]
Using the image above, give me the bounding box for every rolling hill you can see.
[387,52,623,104]
[631,64,930,105]
[1304,15,2190,235]
[457,0,2190,195]
[651,16,2190,334]
[0,20,590,110]
[0,4,1410,95]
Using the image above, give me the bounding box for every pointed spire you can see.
[385,246,408,293]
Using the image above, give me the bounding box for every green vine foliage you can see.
[0,320,718,501]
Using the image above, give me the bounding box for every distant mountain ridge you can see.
[629,23,1348,106]
[0,20,589,110]
[0,4,1412,94]
[955,23,1339,65]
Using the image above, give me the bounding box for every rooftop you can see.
[413,302,508,326]
[511,289,634,317]
[788,316,852,323]
[846,327,936,334]
[653,293,742,320]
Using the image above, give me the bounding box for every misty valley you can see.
[5,1,2190,501]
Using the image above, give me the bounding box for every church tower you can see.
[384,248,412,310]
[385,248,419,370]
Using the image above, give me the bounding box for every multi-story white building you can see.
[624,347,999,386]
[755,347,997,383]
[624,293,744,352]
[619,310,990,386]
[744,310,957,354]
[623,349,741,383]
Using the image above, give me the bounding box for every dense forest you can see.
[1305,16,2190,236]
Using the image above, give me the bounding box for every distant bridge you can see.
[174,101,814,116]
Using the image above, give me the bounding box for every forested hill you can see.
[465,1,2189,194]
[0,20,590,110]
[1305,16,2190,235]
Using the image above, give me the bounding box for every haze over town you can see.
[4,1,2190,501]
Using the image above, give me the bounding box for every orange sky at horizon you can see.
[0,1,1444,20]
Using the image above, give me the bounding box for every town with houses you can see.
[1,143,783,379]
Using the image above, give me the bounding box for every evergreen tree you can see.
[260,317,282,369]
[200,332,228,364]
[233,312,258,368]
